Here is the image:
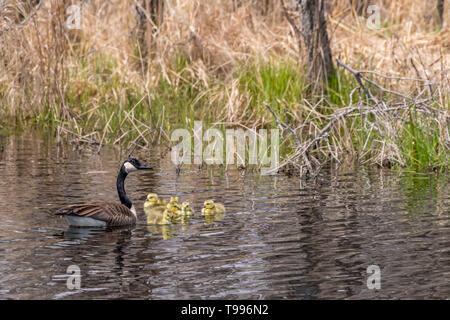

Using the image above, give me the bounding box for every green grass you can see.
[326,69,358,107]
[0,53,448,173]
[238,59,305,121]
[400,106,447,171]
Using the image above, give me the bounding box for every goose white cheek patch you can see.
[124,162,137,173]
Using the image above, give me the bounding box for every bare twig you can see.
[263,102,301,146]
[336,58,378,105]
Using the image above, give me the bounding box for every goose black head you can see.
[122,158,153,173]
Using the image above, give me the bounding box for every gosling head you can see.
[169,196,179,203]
[122,158,152,173]
[167,202,180,213]
[146,193,159,204]
[203,200,216,209]
[181,202,191,210]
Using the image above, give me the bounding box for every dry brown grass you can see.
[1,0,448,108]
[0,0,448,172]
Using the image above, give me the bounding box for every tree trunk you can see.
[299,0,334,86]
[349,0,373,17]
[437,0,445,28]
[135,0,164,58]
[425,0,445,29]
[281,0,334,89]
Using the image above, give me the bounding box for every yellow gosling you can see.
[144,193,166,209]
[167,196,180,214]
[180,201,195,216]
[147,208,174,225]
[145,197,175,225]
[172,202,194,225]
[201,200,225,216]
[144,193,169,224]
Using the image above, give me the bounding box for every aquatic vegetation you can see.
[0,1,447,174]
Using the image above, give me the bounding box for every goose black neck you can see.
[117,166,132,209]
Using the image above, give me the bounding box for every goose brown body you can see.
[56,202,136,227]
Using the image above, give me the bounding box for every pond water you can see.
[0,132,449,299]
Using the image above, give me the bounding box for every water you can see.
[0,132,449,299]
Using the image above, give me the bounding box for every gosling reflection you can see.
[203,212,224,225]
[146,224,178,240]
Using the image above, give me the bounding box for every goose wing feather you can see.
[56,202,136,226]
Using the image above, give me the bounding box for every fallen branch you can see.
[291,105,361,174]
[264,101,313,175]
[263,102,301,146]
[336,58,378,105]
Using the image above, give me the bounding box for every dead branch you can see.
[336,58,378,105]
[263,102,301,146]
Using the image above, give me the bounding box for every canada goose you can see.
[56,158,152,227]
[201,200,225,216]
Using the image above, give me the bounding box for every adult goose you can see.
[56,158,152,227]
